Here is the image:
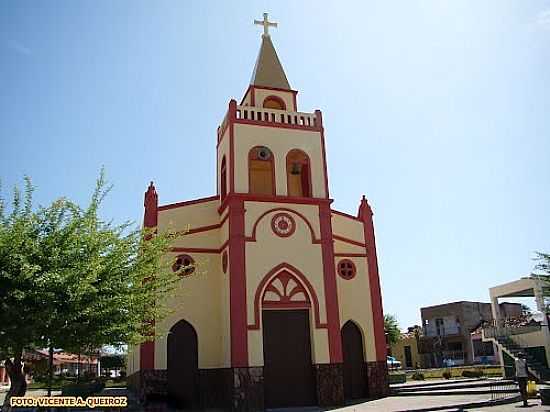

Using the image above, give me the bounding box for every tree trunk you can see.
[47,346,53,397]
[1,353,27,412]
[77,351,81,383]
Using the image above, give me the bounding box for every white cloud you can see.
[534,9,550,31]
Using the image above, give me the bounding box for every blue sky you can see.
[1,1,549,329]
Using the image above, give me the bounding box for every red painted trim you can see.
[248,146,276,196]
[171,239,229,254]
[359,197,386,361]
[333,234,366,248]
[229,100,236,194]
[240,85,255,106]
[248,263,328,330]
[141,182,158,370]
[262,95,286,110]
[250,84,299,95]
[140,341,154,370]
[228,197,248,367]
[331,209,361,221]
[218,192,332,215]
[286,149,313,198]
[318,203,343,363]
[263,302,310,310]
[234,118,318,131]
[220,156,227,200]
[334,253,367,258]
[246,207,321,243]
[222,250,228,273]
[158,195,219,212]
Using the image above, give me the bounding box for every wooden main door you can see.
[167,320,198,408]
[342,321,367,400]
[262,310,316,408]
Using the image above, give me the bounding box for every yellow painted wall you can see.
[233,124,326,198]
[331,213,364,243]
[333,239,365,255]
[244,201,330,366]
[151,200,230,370]
[155,251,228,369]
[217,127,230,197]
[336,256,377,362]
[390,336,420,369]
[127,345,139,375]
[158,200,219,234]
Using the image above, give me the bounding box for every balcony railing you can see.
[219,100,320,138]
[235,105,318,128]
[483,324,541,339]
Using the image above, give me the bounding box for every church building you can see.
[128,14,389,411]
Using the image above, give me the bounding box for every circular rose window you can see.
[222,250,228,273]
[271,212,296,237]
[172,254,195,277]
[337,259,356,280]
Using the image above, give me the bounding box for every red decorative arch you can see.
[248,262,327,330]
[263,270,309,307]
[245,207,321,244]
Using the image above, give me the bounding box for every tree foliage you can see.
[384,313,401,346]
[532,251,550,314]
[0,172,183,404]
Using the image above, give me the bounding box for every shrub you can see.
[442,370,452,380]
[61,380,105,397]
[411,372,425,381]
[462,369,484,378]
[389,373,407,384]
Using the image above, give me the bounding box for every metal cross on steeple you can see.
[254,13,277,37]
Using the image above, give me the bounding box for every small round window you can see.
[337,259,356,280]
[172,254,195,277]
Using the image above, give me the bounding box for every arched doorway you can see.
[261,270,316,408]
[167,320,198,408]
[286,149,311,197]
[341,321,367,400]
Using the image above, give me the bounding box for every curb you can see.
[396,395,521,412]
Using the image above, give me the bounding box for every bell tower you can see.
[216,14,329,203]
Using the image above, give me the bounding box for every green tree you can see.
[532,251,550,314]
[0,173,183,409]
[384,314,401,346]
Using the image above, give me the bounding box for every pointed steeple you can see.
[251,14,290,90]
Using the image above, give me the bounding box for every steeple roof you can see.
[250,35,291,90]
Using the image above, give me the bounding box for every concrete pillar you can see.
[491,296,501,327]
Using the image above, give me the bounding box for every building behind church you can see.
[128,15,389,411]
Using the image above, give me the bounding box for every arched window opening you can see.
[263,96,286,110]
[286,149,311,197]
[220,156,227,200]
[249,146,275,195]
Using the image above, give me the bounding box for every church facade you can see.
[128,16,388,411]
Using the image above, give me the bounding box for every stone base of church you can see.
[366,360,390,398]
[129,362,384,410]
[127,369,168,402]
[314,363,345,406]
[231,367,264,412]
